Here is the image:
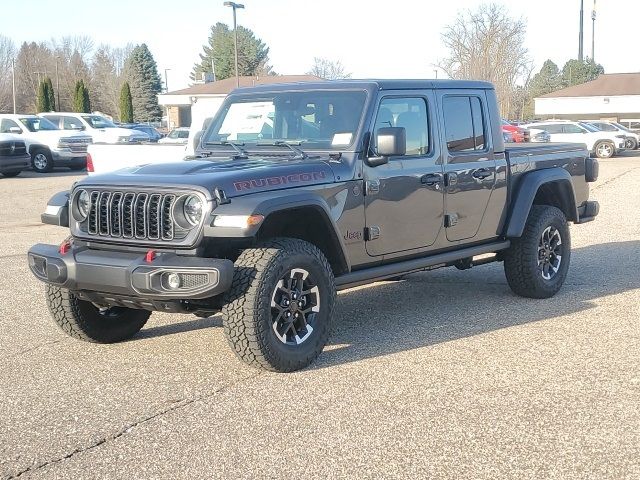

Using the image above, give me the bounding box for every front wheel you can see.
[594,141,615,159]
[46,286,150,342]
[503,206,571,299]
[31,150,53,173]
[222,238,336,372]
[625,137,638,150]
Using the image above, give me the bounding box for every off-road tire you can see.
[31,149,53,173]
[46,285,150,343]
[594,141,615,159]
[1,171,21,178]
[503,205,571,299]
[222,238,335,372]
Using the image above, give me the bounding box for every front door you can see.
[364,93,444,256]
[438,91,497,242]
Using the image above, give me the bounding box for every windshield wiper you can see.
[257,140,308,159]
[203,140,249,159]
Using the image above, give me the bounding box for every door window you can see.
[373,97,429,155]
[443,96,486,152]
[562,124,585,134]
[62,116,84,130]
[0,119,21,133]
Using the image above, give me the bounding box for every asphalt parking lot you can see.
[1,152,639,479]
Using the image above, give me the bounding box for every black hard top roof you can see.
[231,79,494,95]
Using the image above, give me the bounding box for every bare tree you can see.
[436,3,532,117]
[0,35,16,113]
[307,57,351,80]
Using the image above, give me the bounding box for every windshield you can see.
[169,129,189,139]
[81,115,116,129]
[611,122,631,132]
[203,90,367,150]
[19,117,58,132]
[579,122,600,132]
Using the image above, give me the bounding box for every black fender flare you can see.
[204,190,351,272]
[506,168,578,238]
[41,190,70,227]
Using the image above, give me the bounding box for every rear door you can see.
[437,91,497,242]
[364,91,444,256]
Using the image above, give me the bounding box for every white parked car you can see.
[522,120,626,159]
[0,114,92,173]
[583,120,640,150]
[159,127,190,144]
[40,112,149,145]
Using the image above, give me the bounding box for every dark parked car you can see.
[127,124,163,142]
[28,79,599,372]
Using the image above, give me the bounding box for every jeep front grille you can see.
[86,190,178,241]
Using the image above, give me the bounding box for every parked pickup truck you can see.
[86,143,188,175]
[0,133,30,177]
[0,114,92,173]
[28,80,599,372]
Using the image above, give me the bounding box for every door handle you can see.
[420,173,442,186]
[472,168,492,179]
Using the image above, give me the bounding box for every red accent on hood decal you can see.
[234,171,327,191]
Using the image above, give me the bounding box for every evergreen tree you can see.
[529,60,562,98]
[191,23,273,81]
[561,58,604,87]
[36,80,49,113]
[44,77,55,111]
[124,44,162,122]
[119,82,133,123]
[73,79,91,113]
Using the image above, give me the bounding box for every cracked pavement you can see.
[1,155,639,479]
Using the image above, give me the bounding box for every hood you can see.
[78,156,337,198]
[30,130,90,143]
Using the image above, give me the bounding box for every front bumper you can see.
[27,244,234,300]
[51,149,87,165]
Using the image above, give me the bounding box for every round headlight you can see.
[75,189,90,221]
[183,195,203,226]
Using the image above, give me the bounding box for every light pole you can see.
[578,0,584,61]
[224,1,244,88]
[164,68,171,93]
[591,0,596,62]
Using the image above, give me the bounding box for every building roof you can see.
[166,75,323,96]
[540,73,640,98]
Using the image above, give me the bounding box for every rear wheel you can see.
[46,286,150,343]
[222,238,335,372]
[1,171,20,178]
[503,206,571,299]
[594,141,615,159]
[31,150,53,173]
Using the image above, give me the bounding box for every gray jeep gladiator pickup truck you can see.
[28,80,599,372]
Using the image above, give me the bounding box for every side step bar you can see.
[335,241,510,291]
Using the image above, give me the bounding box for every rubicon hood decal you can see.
[234,171,328,191]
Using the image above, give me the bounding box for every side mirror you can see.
[367,127,406,167]
[192,130,204,150]
[8,126,22,134]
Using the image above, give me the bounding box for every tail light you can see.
[86,153,94,173]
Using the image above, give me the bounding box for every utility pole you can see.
[11,58,16,114]
[55,57,60,111]
[433,69,438,79]
[591,0,596,62]
[578,0,584,61]
[224,2,245,88]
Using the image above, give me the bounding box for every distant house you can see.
[158,75,322,130]
[535,73,640,130]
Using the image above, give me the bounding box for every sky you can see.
[2,0,638,91]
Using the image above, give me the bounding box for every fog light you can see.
[166,273,181,290]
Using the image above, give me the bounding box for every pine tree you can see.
[36,80,49,113]
[44,77,55,111]
[191,23,273,81]
[124,44,162,122]
[73,79,91,113]
[561,58,604,87]
[119,82,133,123]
